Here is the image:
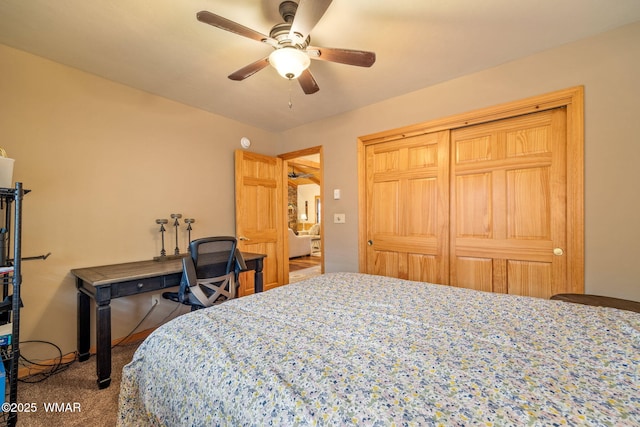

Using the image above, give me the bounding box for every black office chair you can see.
[162,236,246,311]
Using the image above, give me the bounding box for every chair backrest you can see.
[189,236,237,278]
[178,236,240,308]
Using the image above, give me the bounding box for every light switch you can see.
[334,213,346,223]
[333,189,341,200]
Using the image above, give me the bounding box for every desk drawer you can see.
[112,276,166,298]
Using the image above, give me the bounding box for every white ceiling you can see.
[1,0,640,132]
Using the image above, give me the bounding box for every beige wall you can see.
[282,21,640,301]
[1,20,639,357]
[0,44,279,356]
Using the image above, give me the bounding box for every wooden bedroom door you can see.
[234,150,286,294]
[450,108,569,298]
[363,130,450,283]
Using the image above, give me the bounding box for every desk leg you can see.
[254,258,264,293]
[77,284,91,362]
[95,300,112,389]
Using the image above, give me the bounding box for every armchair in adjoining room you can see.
[307,223,321,236]
[163,236,246,310]
[288,228,312,258]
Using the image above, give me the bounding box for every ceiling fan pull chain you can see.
[288,78,294,110]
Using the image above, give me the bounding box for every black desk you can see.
[72,252,265,389]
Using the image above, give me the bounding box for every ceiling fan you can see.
[196,0,376,94]
[288,166,314,179]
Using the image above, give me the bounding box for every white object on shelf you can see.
[0,157,14,188]
[0,322,11,346]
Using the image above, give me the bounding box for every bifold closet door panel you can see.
[364,130,450,283]
[450,108,568,298]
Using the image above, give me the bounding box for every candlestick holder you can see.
[184,218,195,250]
[155,219,168,257]
[154,214,191,261]
[171,213,182,255]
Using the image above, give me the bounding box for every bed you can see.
[117,272,640,426]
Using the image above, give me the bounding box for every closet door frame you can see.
[357,86,584,292]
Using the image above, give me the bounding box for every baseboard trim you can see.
[17,327,156,379]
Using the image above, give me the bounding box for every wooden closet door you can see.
[450,108,568,298]
[364,130,449,283]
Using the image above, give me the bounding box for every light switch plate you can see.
[334,213,346,223]
[333,189,341,200]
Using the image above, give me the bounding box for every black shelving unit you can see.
[0,183,26,427]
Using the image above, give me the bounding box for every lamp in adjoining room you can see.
[269,47,310,79]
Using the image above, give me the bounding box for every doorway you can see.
[279,146,324,283]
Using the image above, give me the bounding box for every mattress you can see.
[117,272,640,426]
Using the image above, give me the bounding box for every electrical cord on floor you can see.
[111,299,160,349]
[18,340,77,384]
[18,301,160,383]
[112,294,191,350]
[17,297,188,382]
[156,298,185,325]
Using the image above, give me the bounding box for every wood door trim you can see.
[278,145,324,277]
[358,86,584,293]
[359,86,583,144]
[279,145,324,160]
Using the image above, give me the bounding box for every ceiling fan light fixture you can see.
[269,47,310,79]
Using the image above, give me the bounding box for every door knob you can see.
[367,240,373,246]
[238,236,250,241]
[553,248,564,256]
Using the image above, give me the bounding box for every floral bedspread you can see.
[117,272,640,426]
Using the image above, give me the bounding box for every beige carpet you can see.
[16,343,138,426]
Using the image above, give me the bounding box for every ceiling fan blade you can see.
[307,46,376,67]
[288,0,333,41]
[228,57,270,81]
[197,11,277,46]
[298,69,320,95]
